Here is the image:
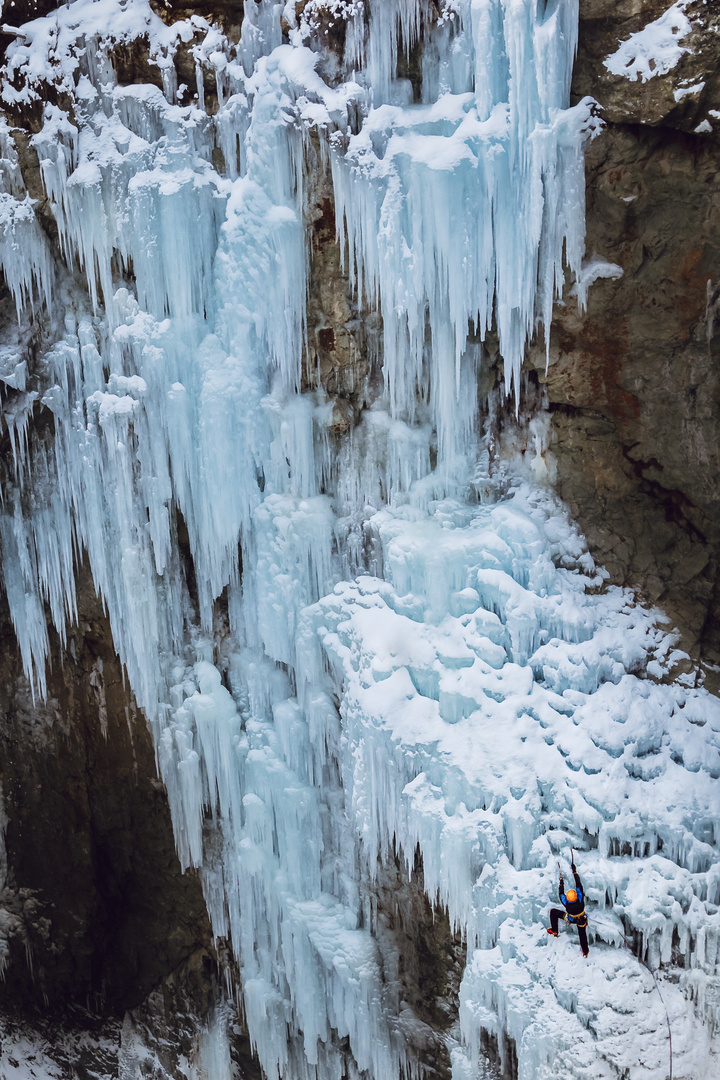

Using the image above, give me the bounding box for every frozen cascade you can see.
[0,1,718,1079]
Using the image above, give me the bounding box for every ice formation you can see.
[0,1,718,1078]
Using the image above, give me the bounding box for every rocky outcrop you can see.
[575,0,720,135]
[529,0,720,684]
[0,564,212,1014]
[303,152,377,435]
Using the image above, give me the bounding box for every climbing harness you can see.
[551,855,589,956]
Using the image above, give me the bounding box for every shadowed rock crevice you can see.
[371,848,467,1080]
[303,148,378,434]
[0,564,214,1016]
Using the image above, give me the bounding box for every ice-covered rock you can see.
[0,2,718,1078]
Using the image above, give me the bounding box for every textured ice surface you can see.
[0,1,718,1078]
[306,489,720,1077]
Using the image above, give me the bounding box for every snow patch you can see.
[674,80,705,100]
[604,2,693,83]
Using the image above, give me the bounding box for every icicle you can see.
[332,0,591,424]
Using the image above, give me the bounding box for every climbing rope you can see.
[644,963,673,1080]
[555,854,673,1079]
[592,916,673,1080]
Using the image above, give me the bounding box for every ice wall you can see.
[0,2,718,1078]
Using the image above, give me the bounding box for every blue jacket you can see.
[559,869,586,922]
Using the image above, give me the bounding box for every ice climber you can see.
[546,855,589,957]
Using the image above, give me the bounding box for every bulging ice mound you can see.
[305,486,720,1077]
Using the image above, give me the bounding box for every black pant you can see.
[550,908,589,954]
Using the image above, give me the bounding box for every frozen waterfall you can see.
[0,1,718,1078]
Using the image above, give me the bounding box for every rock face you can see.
[303,156,376,434]
[0,565,265,1077]
[531,0,720,682]
[372,853,467,1079]
[575,0,720,135]
[0,565,215,1013]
